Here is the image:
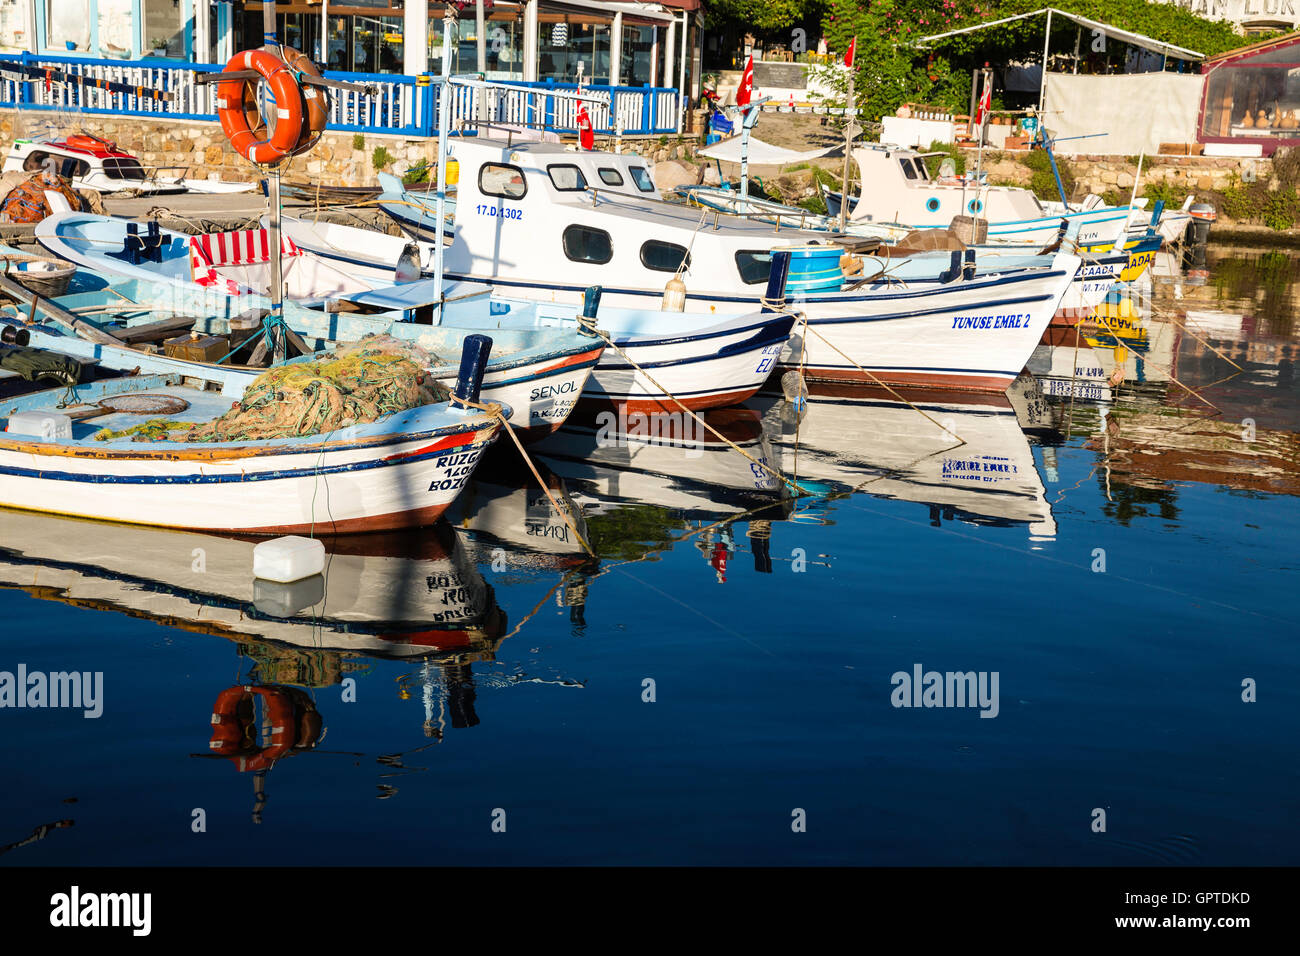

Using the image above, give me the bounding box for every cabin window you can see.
[629,166,655,192]
[547,164,587,191]
[61,158,91,178]
[899,158,918,181]
[479,163,528,199]
[102,158,146,180]
[912,159,930,180]
[735,250,773,285]
[562,224,613,264]
[598,167,625,186]
[640,240,690,273]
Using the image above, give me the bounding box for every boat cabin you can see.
[442,136,823,298]
[847,144,1046,227]
[3,136,182,195]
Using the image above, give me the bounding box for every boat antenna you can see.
[839,45,857,234]
[431,7,456,305]
[1128,150,1146,214]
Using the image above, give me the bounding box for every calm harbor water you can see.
[1,247,1296,866]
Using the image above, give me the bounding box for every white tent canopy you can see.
[698,135,834,166]
[916,8,1205,62]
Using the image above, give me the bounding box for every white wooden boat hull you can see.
[449,256,1077,393]
[0,405,501,534]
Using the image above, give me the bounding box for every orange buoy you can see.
[215,49,304,166]
[280,47,329,155]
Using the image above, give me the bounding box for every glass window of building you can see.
[143,0,185,57]
[539,18,610,83]
[242,3,404,75]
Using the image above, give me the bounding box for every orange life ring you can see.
[215,49,304,167]
[280,48,329,154]
[208,685,321,773]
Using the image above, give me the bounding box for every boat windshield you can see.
[629,166,655,192]
[547,164,587,191]
[735,250,773,285]
[102,157,148,180]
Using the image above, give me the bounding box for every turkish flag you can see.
[975,81,992,128]
[577,102,594,150]
[844,37,856,69]
[737,54,754,108]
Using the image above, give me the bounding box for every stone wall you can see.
[972,149,1274,203]
[0,110,699,188]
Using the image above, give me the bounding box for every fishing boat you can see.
[372,138,661,242]
[0,277,605,437]
[0,337,505,533]
[3,134,255,195]
[820,144,1194,246]
[272,213,796,414]
[373,133,1079,393]
[35,213,378,303]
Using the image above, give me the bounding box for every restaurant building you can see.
[0,0,704,95]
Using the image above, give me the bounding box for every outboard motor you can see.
[1186,202,1216,278]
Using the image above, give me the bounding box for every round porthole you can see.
[968,199,983,214]
[926,198,940,212]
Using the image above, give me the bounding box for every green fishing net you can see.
[185,336,448,443]
[95,336,448,443]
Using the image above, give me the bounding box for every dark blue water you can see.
[2,249,1297,865]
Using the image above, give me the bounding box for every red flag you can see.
[844,37,856,69]
[975,81,992,127]
[737,54,754,108]
[577,102,594,151]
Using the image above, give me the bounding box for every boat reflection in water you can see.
[752,382,1057,540]
[1015,264,1300,502]
[0,508,537,814]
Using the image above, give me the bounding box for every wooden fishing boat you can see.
[35,213,375,303]
[0,341,504,534]
[0,278,605,437]
[272,213,796,414]
[3,135,255,195]
[821,145,1194,246]
[274,179,383,205]
[371,134,1081,393]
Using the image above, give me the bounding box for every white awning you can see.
[916,8,1204,62]
[698,135,834,165]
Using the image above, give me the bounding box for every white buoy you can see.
[662,276,687,312]
[253,535,325,583]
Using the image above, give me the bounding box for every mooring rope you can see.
[574,313,814,497]
[449,392,595,557]
[761,297,967,447]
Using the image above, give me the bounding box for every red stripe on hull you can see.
[788,366,1014,393]
[577,386,761,417]
[244,502,454,535]
[532,347,606,375]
